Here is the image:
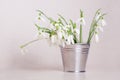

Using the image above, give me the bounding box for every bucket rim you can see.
[60,43,90,48]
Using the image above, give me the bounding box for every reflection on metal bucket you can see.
[60,43,90,72]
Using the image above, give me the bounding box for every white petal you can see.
[76,18,81,23]
[66,36,71,45]
[76,18,86,26]
[42,33,49,38]
[51,35,55,43]
[75,29,80,34]
[95,13,101,20]
[70,35,74,44]
[50,24,56,30]
[95,34,99,43]
[40,16,46,22]
[55,23,59,26]
[57,31,62,39]
[101,19,106,26]
[81,18,86,26]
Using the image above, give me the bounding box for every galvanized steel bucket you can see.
[60,43,90,72]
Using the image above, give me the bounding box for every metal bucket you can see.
[60,43,90,72]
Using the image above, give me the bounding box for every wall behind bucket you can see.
[0,0,120,71]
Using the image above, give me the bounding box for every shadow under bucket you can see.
[60,43,90,72]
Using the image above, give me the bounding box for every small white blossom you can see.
[51,35,57,44]
[40,16,46,22]
[66,35,74,45]
[39,32,49,39]
[76,18,86,26]
[50,24,56,30]
[70,35,74,44]
[55,23,59,26]
[57,30,63,39]
[95,34,99,42]
[101,19,106,26]
[75,29,80,42]
[95,13,101,20]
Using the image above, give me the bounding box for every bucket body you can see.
[60,43,90,72]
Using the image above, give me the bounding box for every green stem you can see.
[58,14,68,25]
[87,9,101,43]
[20,38,39,48]
[87,13,106,44]
[80,25,83,43]
[37,10,56,23]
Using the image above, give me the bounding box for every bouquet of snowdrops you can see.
[21,9,106,48]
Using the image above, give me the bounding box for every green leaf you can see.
[58,14,68,25]
[80,9,84,17]
[69,19,76,29]
[35,24,41,30]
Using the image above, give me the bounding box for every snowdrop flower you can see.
[75,29,80,34]
[76,18,86,26]
[39,16,46,22]
[38,29,50,39]
[62,26,68,31]
[51,35,57,44]
[97,19,106,27]
[42,32,50,39]
[50,23,56,30]
[70,35,74,44]
[70,25,74,33]
[66,35,74,45]
[95,12,101,20]
[57,30,63,40]
[66,37,71,45]
[75,29,80,42]
[95,34,99,43]
[101,18,106,26]
[55,23,60,27]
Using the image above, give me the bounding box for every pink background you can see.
[0,0,119,71]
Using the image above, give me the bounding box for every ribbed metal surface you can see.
[60,43,90,72]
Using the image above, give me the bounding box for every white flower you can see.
[40,16,46,22]
[70,35,74,44]
[57,30,63,39]
[76,18,86,26]
[62,32,67,40]
[50,24,56,30]
[75,29,80,42]
[55,23,59,26]
[39,32,49,39]
[66,35,74,45]
[95,34,99,42]
[101,19,106,26]
[95,13,101,20]
[75,29,80,35]
[51,35,57,44]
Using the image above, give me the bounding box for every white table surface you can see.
[0,69,120,80]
